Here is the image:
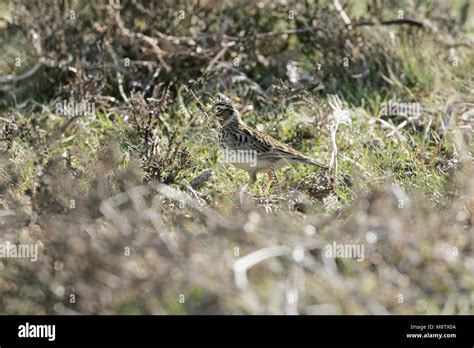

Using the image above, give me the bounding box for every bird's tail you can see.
[305,158,330,170]
[272,151,329,170]
[289,155,329,170]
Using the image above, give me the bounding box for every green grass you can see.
[0,0,473,315]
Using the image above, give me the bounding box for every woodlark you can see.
[212,100,329,193]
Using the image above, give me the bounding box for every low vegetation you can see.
[0,0,473,314]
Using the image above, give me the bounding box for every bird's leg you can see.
[264,166,281,195]
[264,172,274,196]
[246,170,257,190]
[273,168,283,192]
[248,170,257,184]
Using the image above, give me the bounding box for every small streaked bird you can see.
[212,100,328,193]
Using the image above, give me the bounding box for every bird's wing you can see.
[237,124,275,153]
[240,123,327,169]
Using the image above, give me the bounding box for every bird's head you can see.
[212,100,240,126]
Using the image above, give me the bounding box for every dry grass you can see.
[0,0,473,314]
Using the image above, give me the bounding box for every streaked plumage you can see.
[212,100,328,190]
